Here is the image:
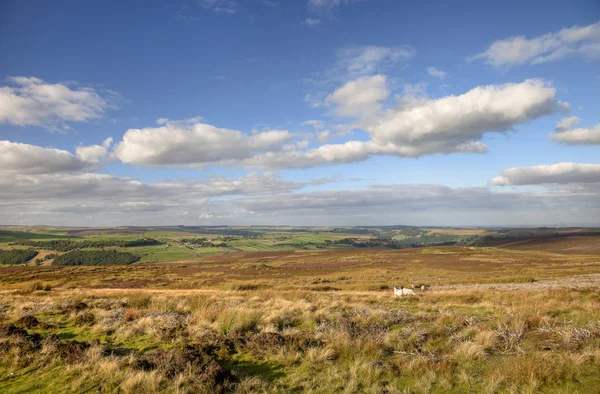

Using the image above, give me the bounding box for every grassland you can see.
[1,226,600,393]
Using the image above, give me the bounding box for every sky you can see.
[1,0,599,227]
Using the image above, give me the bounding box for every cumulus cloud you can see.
[114,119,293,166]
[550,117,600,145]
[75,138,113,165]
[0,76,116,129]
[325,75,389,118]
[365,79,565,157]
[0,139,112,174]
[248,79,566,169]
[491,162,600,186]
[469,21,600,67]
[426,67,447,80]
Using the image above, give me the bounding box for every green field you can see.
[2,226,600,266]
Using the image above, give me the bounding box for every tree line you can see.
[12,238,161,252]
[51,250,140,266]
[0,249,38,265]
[179,238,227,247]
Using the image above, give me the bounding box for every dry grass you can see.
[1,286,600,393]
[1,244,600,392]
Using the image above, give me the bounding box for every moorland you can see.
[1,225,599,393]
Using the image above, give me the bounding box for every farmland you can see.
[1,226,600,393]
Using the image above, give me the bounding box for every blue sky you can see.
[1,0,599,226]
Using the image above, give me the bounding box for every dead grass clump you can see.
[495,322,526,354]
[475,329,498,351]
[269,310,304,331]
[120,371,161,394]
[216,309,263,335]
[305,347,337,363]
[452,341,487,361]
[127,293,152,309]
[537,322,600,350]
[233,376,273,394]
[19,281,52,294]
[224,283,265,291]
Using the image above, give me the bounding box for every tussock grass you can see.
[2,276,600,392]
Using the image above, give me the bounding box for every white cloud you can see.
[229,183,600,227]
[426,66,447,80]
[249,79,566,169]
[114,119,292,166]
[0,171,326,203]
[304,18,321,26]
[325,74,389,118]
[75,138,113,165]
[491,162,600,186]
[555,116,580,132]
[0,76,116,129]
[246,140,375,169]
[0,139,112,174]
[336,45,415,77]
[469,21,600,67]
[366,79,566,157]
[1,170,598,226]
[550,117,600,145]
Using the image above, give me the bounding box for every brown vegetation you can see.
[1,243,600,392]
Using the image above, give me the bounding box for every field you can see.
[1,226,600,393]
